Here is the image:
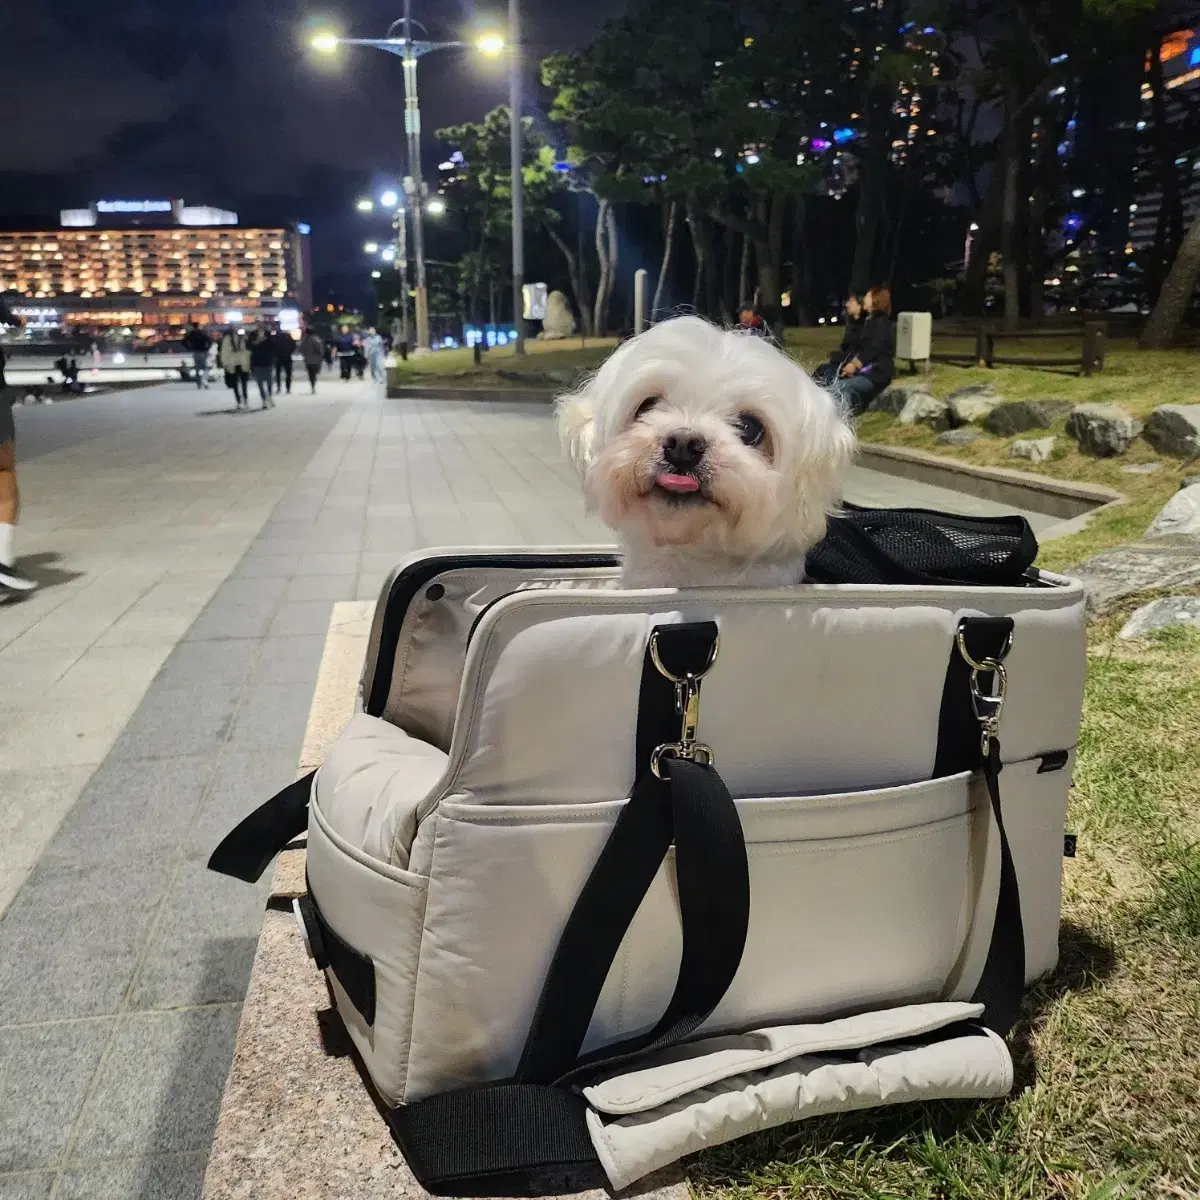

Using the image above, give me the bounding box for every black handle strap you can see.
[390,622,750,1194]
[206,769,315,883]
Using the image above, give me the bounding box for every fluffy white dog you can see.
[556,316,855,587]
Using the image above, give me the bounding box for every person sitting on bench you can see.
[833,286,894,416]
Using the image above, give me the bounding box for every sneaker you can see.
[0,560,38,593]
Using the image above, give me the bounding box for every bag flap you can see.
[582,1001,985,1115]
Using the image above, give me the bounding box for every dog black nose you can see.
[662,432,706,471]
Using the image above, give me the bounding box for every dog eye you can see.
[634,397,660,420]
[734,413,766,447]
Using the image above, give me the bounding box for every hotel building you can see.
[0,199,312,340]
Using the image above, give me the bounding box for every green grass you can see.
[389,336,618,384]
[688,618,1200,1200]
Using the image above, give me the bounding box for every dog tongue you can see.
[656,472,701,494]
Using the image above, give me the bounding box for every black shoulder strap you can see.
[207,769,315,883]
[389,622,751,1194]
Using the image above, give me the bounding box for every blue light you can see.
[832,127,855,143]
[297,222,311,235]
[922,26,935,34]
[1064,214,1082,231]
[553,161,572,173]
[1190,46,1200,67]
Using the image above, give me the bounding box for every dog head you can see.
[556,316,855,565]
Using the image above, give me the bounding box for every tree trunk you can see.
[652,200,678,319]
[738,233,751,310]
[1139,216,1200,348]
[685,203,707,312]
[593,199,611,336]
[789,194,810,325]
[722,226,738,322]
[849,109,888,294]
[606,202,619,329]
[756,194,786,334]
[962,159,1004,317]
[1000,85,1023,333]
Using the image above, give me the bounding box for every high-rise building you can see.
[0,199,312,339]
[1129,22,1200,253]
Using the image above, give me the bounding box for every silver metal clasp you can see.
[648,630,720,778]
[956,623,1013,757]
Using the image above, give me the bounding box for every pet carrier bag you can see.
[211,508,1086,1195]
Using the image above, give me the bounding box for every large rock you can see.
[946,385,1003,426]
[1073,545,1200,612]
[983,399,1072,436]
[539,290,577,339]
[936,428,984,447]
[897,391,952,431]
[1143,404,1200,459]
[1145,486,1200,539]
[1064,403,1143,457]
[1118,596,1200,640]
[869,384,924,415]
[1009,436,1056,463]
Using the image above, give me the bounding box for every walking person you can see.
[299,328,325,394]
[218,325,252,410]
[334,325,356,381]
[352,332,367,380]
[363,326,386,383]
[248,328,276,409]
[272,324,296,395]
[0,303,37,594]
[182,321,212,388]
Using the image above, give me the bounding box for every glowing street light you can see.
[379,189,399,209]
[371,270,382,278]
[356,197,374,212]
[381,246,396,261]
[476,32,505,56]
[311,31,339,52]
[364,241,379,254]
[426,197,446,215]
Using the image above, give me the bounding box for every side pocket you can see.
[946,750,1075,1000]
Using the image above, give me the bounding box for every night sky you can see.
[0,0,628,303]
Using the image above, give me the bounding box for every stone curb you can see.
[858,442,1125,521]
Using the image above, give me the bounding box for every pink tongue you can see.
[656,472,700,493]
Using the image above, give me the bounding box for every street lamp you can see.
[364,241,379,254]
[356,197,375,213]
[426,197,446,215]
[310,18,506,353]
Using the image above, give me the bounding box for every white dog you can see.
[556,316,855,587]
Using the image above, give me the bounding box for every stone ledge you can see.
[858,442,1125,521]
[387,384,557,405]
[203,599,686,1200]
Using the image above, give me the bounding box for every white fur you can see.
[556,316,855,587]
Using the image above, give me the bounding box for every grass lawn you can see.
[691,613,1200,1200]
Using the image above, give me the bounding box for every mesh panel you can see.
[805,504,1039,587]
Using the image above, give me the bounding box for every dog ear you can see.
[556,393,597,476]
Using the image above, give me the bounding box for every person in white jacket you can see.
[218,327,252,410]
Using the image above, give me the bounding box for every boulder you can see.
[983,399,1071,436]
[1064,403,1143,457]
[1182,476,1200,490]
[539,290,577,340]
[897,391,952,431]
[1074,545,1200,613]
[1008,436,1056,463]
[869,384,922,415]
[1145,486,1200,539]
[936,428,984,447]
[945,385,1003,427]
[1143,404,1200,459]
[1118,596,1200,640]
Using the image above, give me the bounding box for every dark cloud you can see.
[1,0,628,299]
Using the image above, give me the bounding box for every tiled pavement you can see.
[0,377,1057,1199]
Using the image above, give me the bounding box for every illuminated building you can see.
[0,199,312,339]
[1129,23,1200,252]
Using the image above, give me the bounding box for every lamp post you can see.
[312,22,503,353]
[508,0,525,356]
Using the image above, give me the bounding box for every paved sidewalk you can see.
[0,381,1057,1200]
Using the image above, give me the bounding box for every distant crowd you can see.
[181,322,391,410]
